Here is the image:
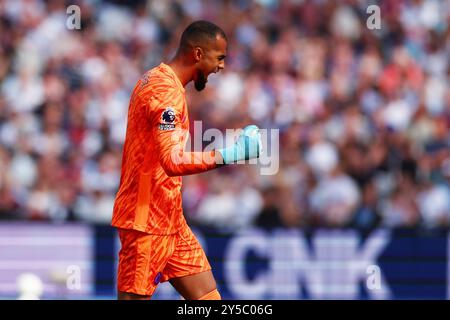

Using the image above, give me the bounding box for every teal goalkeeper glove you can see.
[217,125,262,164]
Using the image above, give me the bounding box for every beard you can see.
[194,70,207,91]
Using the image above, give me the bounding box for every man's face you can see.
[194,35,227,91]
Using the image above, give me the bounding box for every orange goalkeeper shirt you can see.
[111,63,217,235]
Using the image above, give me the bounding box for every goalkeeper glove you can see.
[217,125,262,165]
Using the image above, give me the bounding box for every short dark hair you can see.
[179,20,227,52]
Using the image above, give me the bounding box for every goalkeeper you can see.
[111,20,262,300]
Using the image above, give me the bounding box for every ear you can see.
[193,46,203,63]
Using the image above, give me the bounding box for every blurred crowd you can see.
[0,0,449,232]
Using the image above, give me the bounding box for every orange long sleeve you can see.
[151,91,217,176]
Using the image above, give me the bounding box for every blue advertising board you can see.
[105,227,449,300]
[0,223,447,299]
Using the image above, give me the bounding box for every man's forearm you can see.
[160,150,225,177]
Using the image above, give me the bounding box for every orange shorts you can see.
[117,225,211,297]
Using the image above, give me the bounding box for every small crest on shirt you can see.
[161,107,176,123]
[159,107,176,130]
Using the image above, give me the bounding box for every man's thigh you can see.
[163,226,216,299]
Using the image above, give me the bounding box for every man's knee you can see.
[196,288,221,300]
